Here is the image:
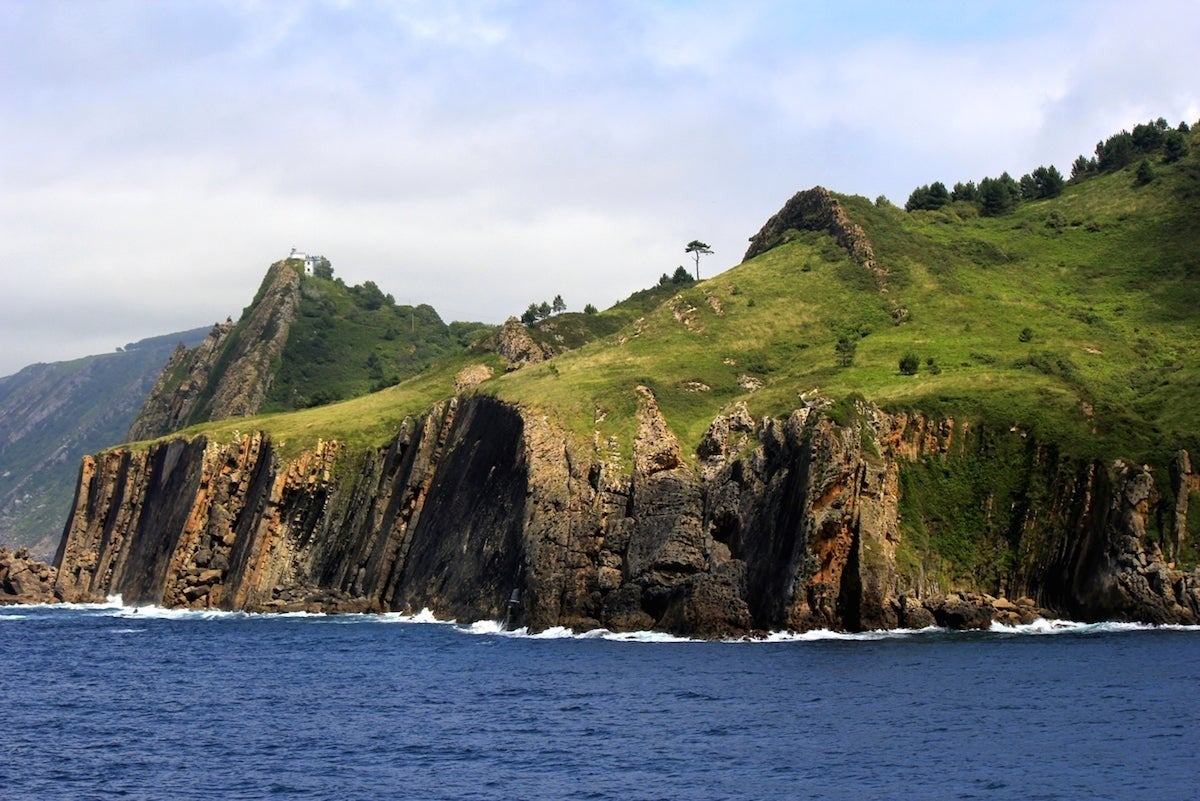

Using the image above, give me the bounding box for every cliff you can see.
[127,261,301,440]
[41,129,1200,634]
[0,327,209,557]
[126,321,236,441]
[52,394,1200,634]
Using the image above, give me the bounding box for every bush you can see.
[1164,130,1190,163]
[583,303,598,315]
[671,266,694,285]
[1019,327,1034,343]
[1135,159,1156,186]
[899,352,920,375]
[835,336,856,368]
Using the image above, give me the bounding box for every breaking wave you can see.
[2,597,1196,641]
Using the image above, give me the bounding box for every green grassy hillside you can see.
[171,123,1200,474]
[262,270,493,412]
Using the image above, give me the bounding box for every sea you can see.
[1,600,1198,801]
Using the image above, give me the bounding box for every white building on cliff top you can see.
[288,247,318,275]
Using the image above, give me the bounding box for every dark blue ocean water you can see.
[1,602,1198,801]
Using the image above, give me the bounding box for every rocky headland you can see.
[48,392,1200,635]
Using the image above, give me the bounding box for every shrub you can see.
[899,352,920,375]
[835,336,857,368]
[1019,327,1034,343]
[1164,130,1189,163]
[671,266,694,285]
[1135,159,1156,186]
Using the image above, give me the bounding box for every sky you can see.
[2,0,1199,378]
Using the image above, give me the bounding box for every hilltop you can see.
[128,259,493,441]
[153,119,1200,474]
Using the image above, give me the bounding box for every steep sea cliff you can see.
[46,392,1200,635]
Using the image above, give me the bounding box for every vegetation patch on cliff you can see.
[263,271,492,412]
[895,427,1031,594]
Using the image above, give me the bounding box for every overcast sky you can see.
[2,1,1198,377]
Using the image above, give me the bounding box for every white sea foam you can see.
[762,626,936,642]
[375,608,455,625]
[111,604,247,621]
[7,596,1199,640]
[989,617,1200,636]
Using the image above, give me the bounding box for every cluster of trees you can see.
[520,294,567,325]
[904,117,1192,218]
[311,257,333,280]
[905,165,1065,216]
[658,266,696,286]
[1072,118,1190,179]
[349,280,394,311]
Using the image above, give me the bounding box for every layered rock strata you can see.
[52,394,1200,636]
[127,261,302,440]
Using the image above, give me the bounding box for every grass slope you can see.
[166,127,1200,479]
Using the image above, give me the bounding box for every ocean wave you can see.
[5,599,1199,641]
[988,618,1200,636]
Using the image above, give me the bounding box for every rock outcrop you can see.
[127,321,235,441]
[50,394,1200,635]
[744,187,877,265]
[743,187,896,310]
[127,261,302,440]
[494,316,550,371]
[0,547,57,604]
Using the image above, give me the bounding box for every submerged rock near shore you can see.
[0,547,57,605]
[48,393,1200,636]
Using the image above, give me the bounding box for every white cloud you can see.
[1,0,1199,376]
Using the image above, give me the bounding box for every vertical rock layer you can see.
[53,394,1200,635]
[127,261,301,440]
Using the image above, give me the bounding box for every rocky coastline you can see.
[41,393,1199,637]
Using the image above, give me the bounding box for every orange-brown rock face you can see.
[51,394,1200,635]
[0,546,57,604]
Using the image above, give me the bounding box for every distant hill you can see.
[0,327,209,557]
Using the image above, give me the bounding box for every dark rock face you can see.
[50,394,1200,636]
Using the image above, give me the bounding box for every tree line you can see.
[520,294,568,325]
[903,117,1191,217]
